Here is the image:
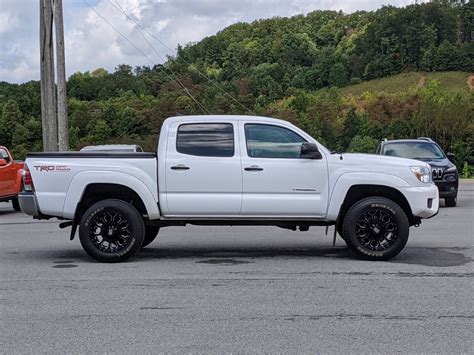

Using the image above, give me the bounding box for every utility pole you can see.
[54,0,68,151]
[40,0,69,151]
[39,0,58,151]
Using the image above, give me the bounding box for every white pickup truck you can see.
[19,115,439,262]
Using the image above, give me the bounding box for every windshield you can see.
[382,142,445,160]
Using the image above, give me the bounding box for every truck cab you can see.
[158,117,329,217]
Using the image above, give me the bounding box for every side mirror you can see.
[301,142,322,160]
[0,158,7,166]
[447,152,455,161]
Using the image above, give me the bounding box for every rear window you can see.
[176,123,234,157]
[383,142,445,159]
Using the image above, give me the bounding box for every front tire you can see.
[12,198,21,212]
[445,197,457,207]
[79,199,145,262]
[342,197,409,261]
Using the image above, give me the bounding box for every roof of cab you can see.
[383,139,437,144]
[80,144,142,152]
[164,115,289,126]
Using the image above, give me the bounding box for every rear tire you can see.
[342,197,409,261]
[141,226,160,248]
[445,197,457,207]
[12,198,21,212]
[79,199,145,263]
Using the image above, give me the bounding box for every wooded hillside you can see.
[0,1,472,173]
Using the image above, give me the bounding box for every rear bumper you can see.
[399,184,439,219]
[18,192,40,217]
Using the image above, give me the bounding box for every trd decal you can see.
[34,165,71,172]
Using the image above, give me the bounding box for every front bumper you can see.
[399,183,439,219]
[18,192,40,217]
[434,180,458,199]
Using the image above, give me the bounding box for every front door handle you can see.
[244,166,264,172]
[171,165,190,171]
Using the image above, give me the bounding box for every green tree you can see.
[347,135,379,153]
[420,45,437,71]
[433,40,461,70]
[11,123,29,159]
[0,99,23,147]
[329,63,349,87]
[88,119,112,144]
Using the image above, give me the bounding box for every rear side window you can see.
[176,123,234,157]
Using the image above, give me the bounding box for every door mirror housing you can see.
[301,142,322,160]
[0,158,7,166]
[447,152,455,161]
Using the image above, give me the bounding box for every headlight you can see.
[410,166,431,183]
[445,166,457,173]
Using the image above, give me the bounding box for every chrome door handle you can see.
[244,166,263,172]
[171,165,190,171]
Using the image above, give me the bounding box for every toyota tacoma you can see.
[19,115,439,262]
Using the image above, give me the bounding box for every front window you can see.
[176,123,234,157]
[245,124,306,158]
[382,142,445,160]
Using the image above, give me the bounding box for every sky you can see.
[0,0,422,83]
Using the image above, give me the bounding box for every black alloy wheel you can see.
[355,208,398,252]
[88,210,133,253]
[79,199,145,262]
[342,197,409,260]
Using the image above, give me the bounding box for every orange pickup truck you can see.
[0,146,24,211]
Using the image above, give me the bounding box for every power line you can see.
[109,0,256,115]
[82,0,210,114]
[105,0,210,114]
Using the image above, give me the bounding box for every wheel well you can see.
[338,185,415,226]
[75,183,147,221]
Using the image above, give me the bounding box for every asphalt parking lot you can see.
[1,181,473,353]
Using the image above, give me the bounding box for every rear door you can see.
[163,121,242,216]
[239,123,328,217]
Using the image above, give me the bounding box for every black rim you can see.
[89,210,133,253]
[355,208,398,251]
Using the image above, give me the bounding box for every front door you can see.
[163,122,242,216]
[240,123,328,217]
[0,148,15,196]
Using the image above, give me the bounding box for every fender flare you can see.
[62,171,160,220]
[326,172,410,220]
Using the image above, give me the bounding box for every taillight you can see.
[22,164,35,192]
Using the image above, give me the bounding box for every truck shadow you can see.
[30,245,471,268]
[139,246,350,260]
[139,246,472,267]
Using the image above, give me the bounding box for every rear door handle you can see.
[171,165,190,171]
[244,166,264,172]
